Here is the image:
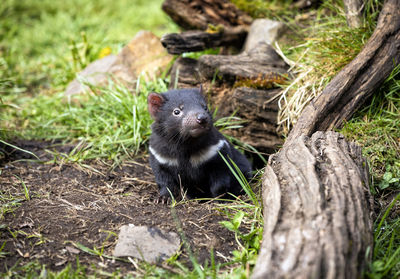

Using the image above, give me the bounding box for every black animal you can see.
[147,87,252,202]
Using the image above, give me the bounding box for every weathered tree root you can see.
[162,0,252,30]
[252,131,373,279]
[161,26,248,55]
[343,0,365,28]
[286,0,400,145]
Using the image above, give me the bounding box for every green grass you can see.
[0,171,40,221]
[0,0,178,93]
[2,259,117,279]
[276,0,381,133]
[216,164,263,279]
[341,64,400,279]
[2,78,166,163]
[231,0,296,19]
[1,0,177,162]
[341,64,400,194]
[366,194,400,279]
[0,192,25,221]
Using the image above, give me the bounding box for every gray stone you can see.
[113,224,180,264]
[243,19,285,52]
[65,31,173,96]
[117,30,173,79]
[64,55,127,96]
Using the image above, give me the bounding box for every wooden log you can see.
[286,0,400,144]
[169,57,200,89]
[213,87,284,156]
[252,131,373,279]
[161,26,248,55]
[228,87,283,154]
[199,42,289,84]
[343,0,365,28]
[162,0,252,30]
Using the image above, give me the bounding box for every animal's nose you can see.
[196,114,208,125]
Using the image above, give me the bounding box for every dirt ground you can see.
[0,140,239,274]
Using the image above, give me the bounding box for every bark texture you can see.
[343,0,365,28]
[286,0,400,144]
[161,26,248,55]
[169,57,200,89]
[252,131,373,279]
[199,42,289,83]
[223,87,283,154]
[162,0,252,30]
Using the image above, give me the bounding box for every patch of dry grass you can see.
[276,3,376,134]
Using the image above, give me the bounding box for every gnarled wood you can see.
[252,131,373,279]
[162,0,252,30]
[221,87,284,154]
[343,0,365,28]
[169,57,200,89]
[199,43,289,83]
[286,0,400,144]
[161,26,248,55]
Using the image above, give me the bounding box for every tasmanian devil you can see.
[147,87,252,202]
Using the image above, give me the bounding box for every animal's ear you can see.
[199,84,203,94]
[147,93,165,119]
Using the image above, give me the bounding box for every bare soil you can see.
[0,140,239,274]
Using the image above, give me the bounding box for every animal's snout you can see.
[196,113,208,125]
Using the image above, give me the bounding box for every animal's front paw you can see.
[154,194,171,205]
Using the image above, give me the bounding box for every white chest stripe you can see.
[149,146,178,166]
[149,140,227,168]
[190,139,227,167]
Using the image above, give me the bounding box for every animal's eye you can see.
[173,109,181,116]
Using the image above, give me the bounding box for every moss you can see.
[234,73,289,89]
[206,24,224,34]
[230,0,295,19]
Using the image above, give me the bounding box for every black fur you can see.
[148,88,252,201]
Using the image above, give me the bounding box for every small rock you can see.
[66,246,80,255]
[113,224,180,264]
[243,19,285,52]
[55,259,67,266]
[117,30,173,79]
[64,55,123,96]
[65,31,173,96]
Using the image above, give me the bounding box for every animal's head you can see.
[147,87,212,140]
